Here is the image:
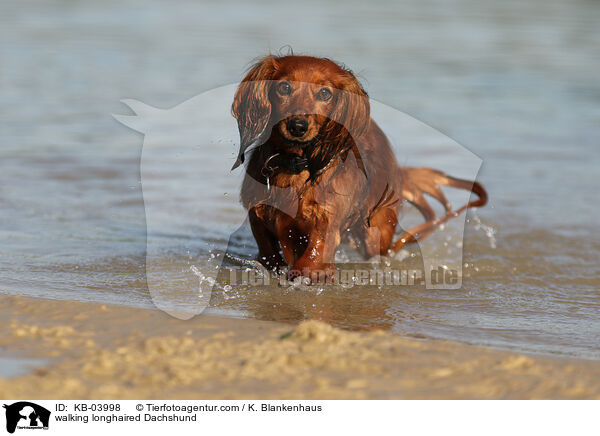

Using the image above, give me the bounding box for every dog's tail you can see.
[392,166,487,251]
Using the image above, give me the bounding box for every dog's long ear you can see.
[231,56,278,169]
[326,70,370,144]
[308,69,370,181]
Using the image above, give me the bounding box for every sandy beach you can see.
[0,295,598,400]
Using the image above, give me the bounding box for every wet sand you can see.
[0,295,598,399]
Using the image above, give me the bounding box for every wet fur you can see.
[232,55,487,282]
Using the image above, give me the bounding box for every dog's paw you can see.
[287,263,335,284]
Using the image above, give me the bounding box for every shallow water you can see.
[0,356,48,378]
[1,0,599,359]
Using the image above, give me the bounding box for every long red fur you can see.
[232,55,487,282]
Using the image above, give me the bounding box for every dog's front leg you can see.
[249,207,286,271]
[286,221,340,283]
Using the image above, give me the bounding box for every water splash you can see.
[470,210,497,249]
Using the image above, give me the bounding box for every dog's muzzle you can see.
[286,118,308,137]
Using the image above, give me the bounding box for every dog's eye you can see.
[277,82,291,96]
[316,87,332,101]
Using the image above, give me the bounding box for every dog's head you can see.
[231,55,370,170]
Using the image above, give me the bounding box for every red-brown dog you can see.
[231,55,486,282]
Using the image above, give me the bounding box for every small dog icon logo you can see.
[3,402,50,434]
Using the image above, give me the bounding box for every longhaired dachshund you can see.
[231,55,487,283]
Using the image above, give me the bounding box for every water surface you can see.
[1,0,599,359]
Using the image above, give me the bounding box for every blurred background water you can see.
[1,0,599,359]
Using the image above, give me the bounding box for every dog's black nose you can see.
[286,118,308,137]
